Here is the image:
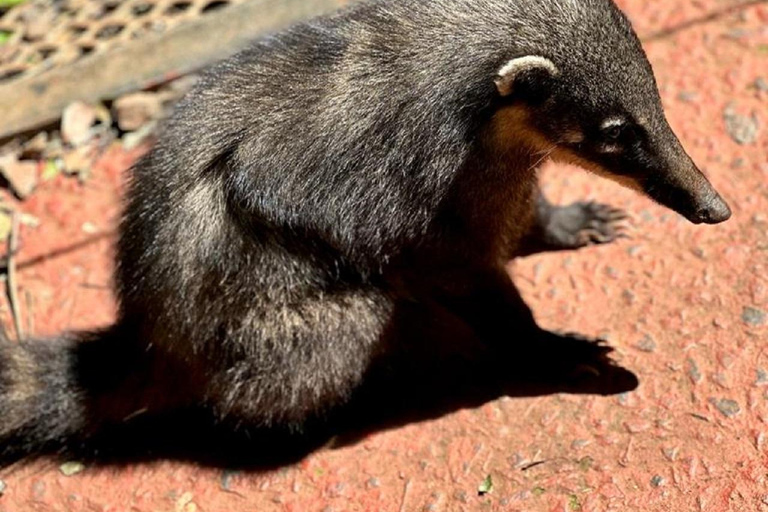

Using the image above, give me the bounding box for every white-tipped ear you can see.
[495,56,559,97]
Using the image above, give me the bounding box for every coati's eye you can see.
[595,118,631,154]
[600,118,627,141]
[604,125,623,140]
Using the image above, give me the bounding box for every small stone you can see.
[327,482,347,498]
[572,439,591,450]
[81,222,98,234]
[577,455,593,470]
[454,490,469,504]
[63,148,91,176]
[677,91,698,103]
[634,334,656,353]
[175,492,196,512]
[62,102,97,146]
[756,368,768,386]
[731,157,745,169]
[624,420,651,433]
[113,92,164,131]
[20,132,49,159]
[710,398,741,418]
[687,358,702,384]
[0,479,6,495]
[32,480,46,499]
[220,470,239,491]
[59,461,85,476]
[725,28,748,40]
[63,147,92,177]
[723,105,760,145]
[122,120,157,150]
[43,133,64,159]
[650,475,665,487]
[755,77,768,92]
[662,447,679,462]
[742,307,767,326]
[162,74,199,99]
[0,155,38,199]
[366,477,380,489]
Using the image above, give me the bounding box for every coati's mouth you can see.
[640,173,732,225]
[659,190,732,225]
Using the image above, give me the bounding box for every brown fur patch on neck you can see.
[550,146,645,194]
[484,105,553,159]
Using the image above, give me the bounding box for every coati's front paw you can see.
[546,201,628,249]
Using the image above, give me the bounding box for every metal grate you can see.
[0,0,246,84]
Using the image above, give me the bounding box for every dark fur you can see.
[0,0,728,460]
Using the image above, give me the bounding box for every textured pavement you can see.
[1,0,767,510]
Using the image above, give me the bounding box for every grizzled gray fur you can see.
[0,0,729,459]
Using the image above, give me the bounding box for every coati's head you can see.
[491,0,730,225]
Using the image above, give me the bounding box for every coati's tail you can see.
[0,323,162,462]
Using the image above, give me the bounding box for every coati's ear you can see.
[495,56,559,101]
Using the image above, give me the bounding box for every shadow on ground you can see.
[49,322,637,473]
[1,234,638,473]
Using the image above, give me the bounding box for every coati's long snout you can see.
[542,118,732,225]
[638,131,731,225]
[496,55,732,226]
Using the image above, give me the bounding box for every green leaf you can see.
[478,474,493,496]
[42,159,61,181]
[0,30,12,45]
[0,0,26,9]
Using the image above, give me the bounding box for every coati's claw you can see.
[538,331,616,367]
[547,201,631,249]
[589,202,629,222]
[570,364,602,378]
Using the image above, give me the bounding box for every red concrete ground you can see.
[1,0,767,510]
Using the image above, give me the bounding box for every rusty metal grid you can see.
[0,0,244,83]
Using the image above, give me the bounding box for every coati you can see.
[0,0,730,460]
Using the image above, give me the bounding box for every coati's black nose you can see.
[694,194,731,224]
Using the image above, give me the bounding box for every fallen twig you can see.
[643,0,768,42]
[399,479,412,512]
[521,460,548,471]
[6,210,23,340]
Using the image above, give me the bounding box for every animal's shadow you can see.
[68,301,638,472]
